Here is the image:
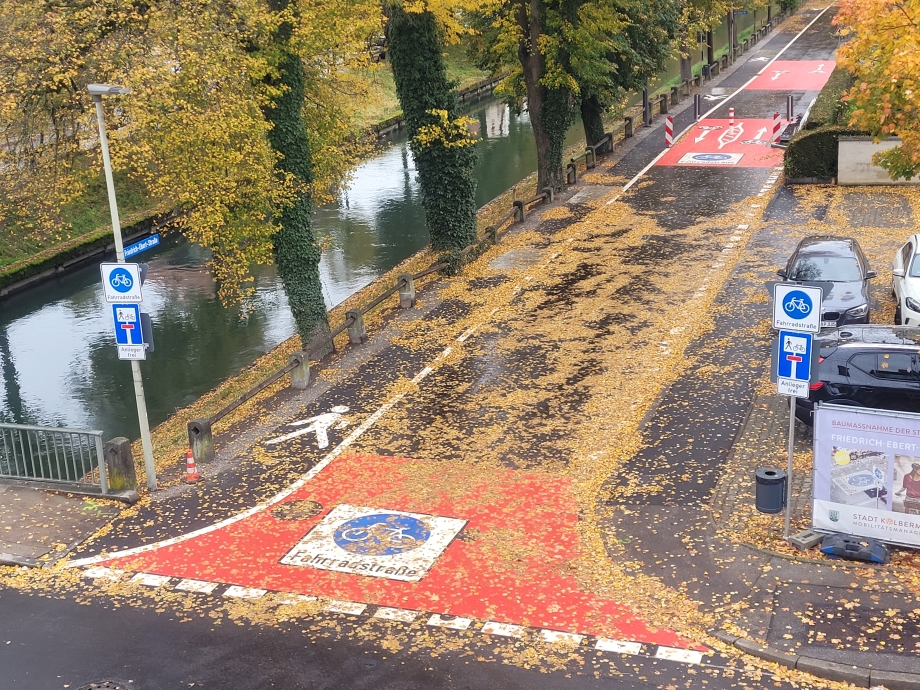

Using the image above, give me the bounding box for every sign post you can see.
[772,283,823,539]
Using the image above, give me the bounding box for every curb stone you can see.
[711,631,920,689]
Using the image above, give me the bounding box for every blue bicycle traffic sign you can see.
[333,513,431,556]
[772,283,822,333]
[100,262,143,303]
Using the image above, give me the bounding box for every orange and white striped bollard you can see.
[772,112,781,142]
[184,449,200,483]
[664,116,674,148]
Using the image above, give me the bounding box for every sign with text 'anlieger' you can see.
[774,330,813,398]
[814,404,920,548]
[772,283,823,333]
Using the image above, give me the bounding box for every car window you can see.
[850,352,917,380]
[901,242,914,268]
[910,252,920,278]
[791,255,862,281]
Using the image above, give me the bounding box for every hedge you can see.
[804,66,855,131]
[784,126,869,179]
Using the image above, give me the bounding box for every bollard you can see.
[585,147,596,169]
[187,418,215,465]
[772,112,781,142]
[289,351,310,390]
[659,96,668,115]
[398,273,416,308]
[642,86,650,126]
[664,116,674,148]
[566,162,577,184]
[624,116,634,138]
[104,437,138,492]
[670,86,680,106]
[541,186,554,203]
[729,107,735,126]
[484,225,498,244]
[512,199,526,222]
[694,93,702,121]
[786,94,794,121]
[345,310,367,345]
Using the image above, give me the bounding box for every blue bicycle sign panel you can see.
[782,289,813,320]
[333,513,431,555]
[108,267,134,293]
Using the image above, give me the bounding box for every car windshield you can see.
[790,255,862,281]
[910,254,920,278]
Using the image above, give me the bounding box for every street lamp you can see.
[88,82,158,491]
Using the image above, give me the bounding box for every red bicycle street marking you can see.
[746,60,834,91]
[101,454,699,648]
[657,119,785,168]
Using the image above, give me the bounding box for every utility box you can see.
[755,467,786,513]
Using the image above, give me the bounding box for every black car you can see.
[796,326,920,425]
[778,236,877,327]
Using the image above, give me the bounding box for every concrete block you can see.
[789,529,823,551]
[398,274,416,309]
[796,656,870,686]
[187,418,215,464]
[288,352,310,390]
[345,310,367,345]
[869,668,920,690]
[103,437,138,492]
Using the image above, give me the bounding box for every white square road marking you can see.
[427,614,472,630]
[175,578,218,594]
[324,600,367,615]
[481,621,526,638]
[83,567,123,581]
[131,573,171,587]
[223,585,267,599]
[373,607,418,623]
[541,630,584,645]
[275,593,318,605]
[595,638,643,655]
[654,646,704,664]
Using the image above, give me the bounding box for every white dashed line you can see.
[481,621,526,637]
[175,578,219,594]
[427,614,473,630]
[131,573,171,587]
[223,585,266,599]
[655,646,705,664]
[324,600,367,615]
[595,638,643,655]
[373,607,418,623]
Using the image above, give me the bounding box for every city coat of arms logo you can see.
[829,509,839,523]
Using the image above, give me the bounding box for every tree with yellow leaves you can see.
[836,0,920,180]
[0,0,380,352]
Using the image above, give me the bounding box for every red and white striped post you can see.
[184,449,200,484]
[664,116,674,148]
[728,107,735,126]
[772,112,781,142]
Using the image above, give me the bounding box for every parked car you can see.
[795,325,920,425]
[777,236,877,327]
[891,234,920,325]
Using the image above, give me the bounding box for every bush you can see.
[804,66,855,131]
[785,126,868,179]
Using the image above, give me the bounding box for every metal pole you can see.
[92,94,157,491]
[786,94,794,121]
[785,396,796,539]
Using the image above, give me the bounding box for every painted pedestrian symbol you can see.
[265,405,349,448]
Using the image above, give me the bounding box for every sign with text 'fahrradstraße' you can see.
[814,404,920,548]
[772,283,822,333]
[100,262,143,303]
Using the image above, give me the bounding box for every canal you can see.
[0,97,583,441]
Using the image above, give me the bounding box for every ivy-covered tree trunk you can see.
[385,5,478,253]
[263,6,331,356]
[579,94,607,151]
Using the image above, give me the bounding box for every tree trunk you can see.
[516,0,572,191]
[263,36,331,356]
[679,38,693,83]
[386,6,478,253]
[580,94,607,151]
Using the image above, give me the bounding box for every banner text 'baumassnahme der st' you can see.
[814,404,920,547]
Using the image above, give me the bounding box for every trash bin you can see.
[755,467,786,513]
[820,533,890,564]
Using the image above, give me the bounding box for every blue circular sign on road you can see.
[690,153,733,161]
[781,289,813,320]
[108,267,134,293]
[333,513,431,555]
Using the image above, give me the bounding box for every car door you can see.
[894,240,913,305]
[846,350,920,411]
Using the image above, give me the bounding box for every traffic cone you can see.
[184,449,200,483]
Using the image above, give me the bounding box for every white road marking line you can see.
[481,621,526,637]
[541,630,584,645]
[223,585,266,599]
[373,607,418,623]
[83,566,123,580]
[604,194,622,206]
[275,593,317,605]
[736,224,749,229]
[325,600,367,615]
[175,578,219,594]
[654,646,705,664]
[456,327,476,342]
[441,346,453,357]
[595,638,643,655]
[131,573,171,587]
[411,366,434,384]
[427,614,472,630]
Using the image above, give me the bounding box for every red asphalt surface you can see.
[658,118,786,168]
[100,454,693,648]
[746,60,833,91]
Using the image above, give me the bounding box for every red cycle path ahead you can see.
[658,118,785,168]
[99,453,693,647]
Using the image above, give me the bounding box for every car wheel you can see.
[896,303,903,325]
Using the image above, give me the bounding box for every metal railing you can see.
[0,422,108,494]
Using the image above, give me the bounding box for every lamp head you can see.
[87,83,131,96]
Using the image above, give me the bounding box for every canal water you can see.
[0,98,583,441]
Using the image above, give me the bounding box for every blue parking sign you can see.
[776,330,812,381]
[112,304,143,345]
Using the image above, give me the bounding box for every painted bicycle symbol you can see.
[784,296,811,315]
[333,513,431,555]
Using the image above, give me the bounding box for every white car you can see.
[892,234,920,325]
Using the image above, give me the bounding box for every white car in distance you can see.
[892,234,920,325]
